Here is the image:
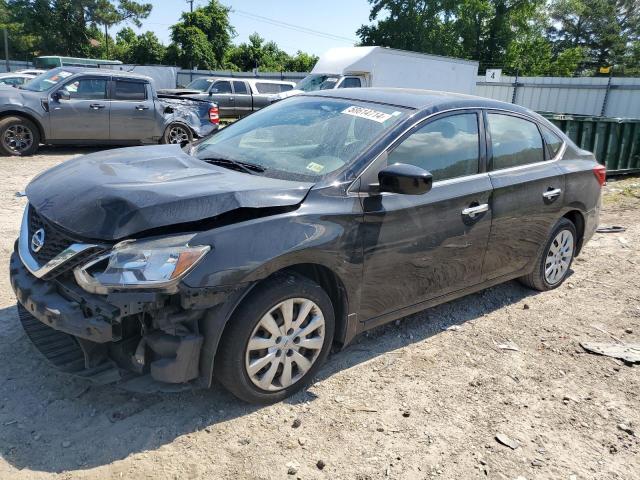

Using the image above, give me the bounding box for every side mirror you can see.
[376,163,433,195]
[54,89,70,101]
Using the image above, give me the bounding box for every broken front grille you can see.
[27,206,104,279]
[28,205,75,264]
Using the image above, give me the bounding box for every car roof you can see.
[306,87,539,118]
[199,76,295,85]
[54,66,151,81]
[0,72,33,77]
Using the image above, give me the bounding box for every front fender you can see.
[0,102,49,140]
[183,204,362,297]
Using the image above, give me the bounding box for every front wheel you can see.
[0,116,40,156]
[215,273,335,404]
[162,123,193,145]
[520,218,577,291]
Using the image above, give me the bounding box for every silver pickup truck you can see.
[159,77,295,119]
[0,67,219,156]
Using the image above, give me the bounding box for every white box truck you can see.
[278,46,479,99]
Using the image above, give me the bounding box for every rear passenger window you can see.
[113,81,146,101]
[280,84,293,92]
[339,77,362,88]
[542,127,564,158]
[488,113,544,169]
[233,81,248,94]
[386,113,480,182]
[255,82,281,94]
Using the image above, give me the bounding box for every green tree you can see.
[5,0,151,59]
[129,31,165,64]
[284,51,318,72]
[87,0,152,58]
[357,0,547,73]
[169,0,235,69]
[224,33,318,72]
[113,27,165,64]
[548,0,640,68]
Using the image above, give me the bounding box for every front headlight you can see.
[74,234,210,294]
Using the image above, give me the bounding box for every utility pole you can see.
[3,28,9,72]
[187,0,194,12]
[104,24,109,58]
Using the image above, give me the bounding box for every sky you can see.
[132,0,373,56]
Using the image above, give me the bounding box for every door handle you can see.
[543,188,562,200]
[229,97,234,101]
[462,203,489,218]
[135,105,149,111]
[89,103,105,110]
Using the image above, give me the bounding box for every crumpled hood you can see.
[26,145,313,241]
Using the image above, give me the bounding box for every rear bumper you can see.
[582,196,601,247]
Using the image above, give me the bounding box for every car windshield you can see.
[186,78,214,91]
[22,69,75,92]
[295,74,341,92]
[194,96,410,181]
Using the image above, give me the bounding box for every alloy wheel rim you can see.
[545,229,574,285]
[245,298,325,392]
[3,124,33,153]
[168,126,189,144]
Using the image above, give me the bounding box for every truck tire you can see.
[162,123,193,146]
[215,273,335,404]
[0,116,40,156]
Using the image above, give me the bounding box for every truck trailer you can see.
[278,46,479,98]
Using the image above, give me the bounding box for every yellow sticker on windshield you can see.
[342,105,393,123]
[306,162,324,173]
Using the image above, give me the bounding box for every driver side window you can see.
[62,78,108,100]
[386,113,480,182]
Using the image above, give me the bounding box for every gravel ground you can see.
[0,147,638,480]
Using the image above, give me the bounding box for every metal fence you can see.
[176,69,307,87]
[476,76,640,119]
[178,70,640,120]
[0,60,33,73]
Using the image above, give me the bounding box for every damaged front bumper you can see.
[9,250,220,387]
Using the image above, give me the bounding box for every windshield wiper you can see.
[199,156,266,175]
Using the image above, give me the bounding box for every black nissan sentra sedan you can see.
[10,88,604,403]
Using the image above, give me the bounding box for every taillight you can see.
[209,106,219,125]
[593,164,606,187]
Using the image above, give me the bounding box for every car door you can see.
[482,111,566,280]
[49,76,110,140]
[109,78,156,142]
[207,80,234,118]
[358,111,493,322]
[232,80,253,117]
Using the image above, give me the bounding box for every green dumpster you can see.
[539,113,640,175]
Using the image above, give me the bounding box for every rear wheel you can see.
[215,273,334,404]
[0,116,40,156]
[520,218,576,291]
[162,123,193,145]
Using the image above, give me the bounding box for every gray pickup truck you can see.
[0,67,219,156]
[159,77,295,119]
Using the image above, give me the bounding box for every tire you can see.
[215,273,335,404]
[0,116,40,156]
[519,218,577,291]
[162,123,193,145]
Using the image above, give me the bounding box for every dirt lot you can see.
[0,147,638,480]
